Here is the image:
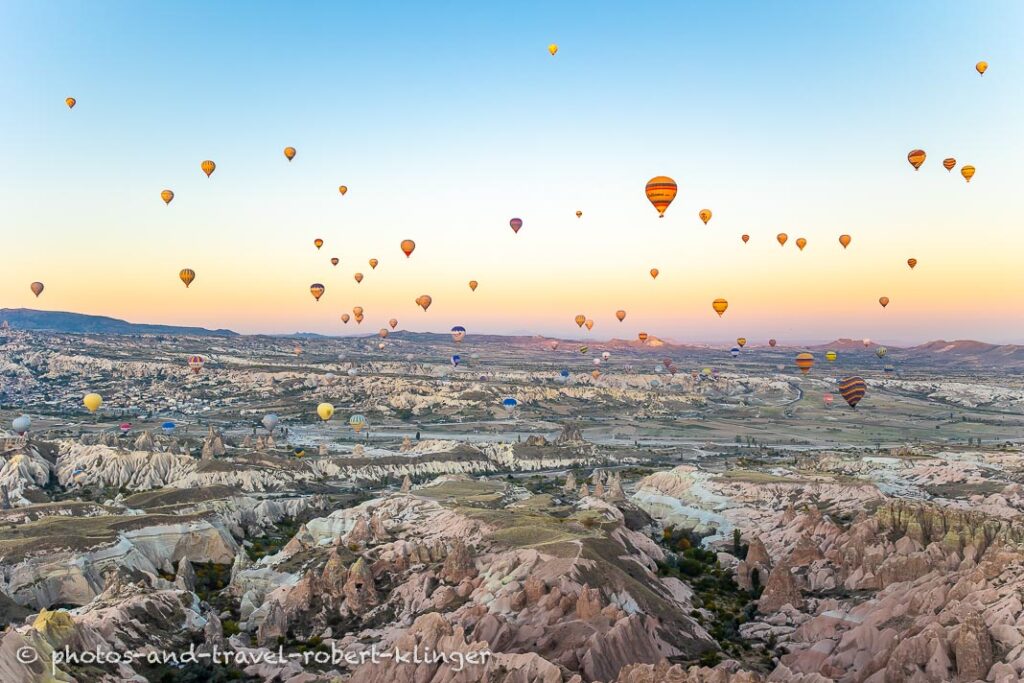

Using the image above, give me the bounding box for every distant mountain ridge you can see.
[0,309,237,337]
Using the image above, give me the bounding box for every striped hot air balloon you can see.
[179,269,196,288]
[795,352,815,374]
[188,355,205,374]
[712,298,728,317]
[645,176,677,217]
[310,283,325,301]
[838,376,867,408]
[943,158,956,171]
[907,149,926,170]
[825,350,838,362]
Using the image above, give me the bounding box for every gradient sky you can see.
[2,2,1022,343]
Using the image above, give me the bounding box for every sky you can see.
[1,1,1022,344]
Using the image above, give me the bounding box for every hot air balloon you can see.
[12,415,31,434]
[591,369,601,379]
[560,368,570,379]
[379,328,389,339]
[119,423,132,435]
[550,341,559,350]
[976,61,988,75]
[314,238,324,250]
[548,44,558,56]
[352,306,364,317]
[823,393,834,408]
[284,146,296,161]
[730,347,740,358]
[502,397,518,412]
[451,325,466,342]
[650,268,659,279]
[509,218,523,234]
[579,346,589,354]
[353,273,363,283]
[699,209,712,225]
[469,280,478,291]
[737,338,746,348]
[417,295,432,311]
[883,364,895,374]
[638,332,648,343]
[601,351,610,361]
[188,355,205,374]
[317,403,335,421]
[907,258,917,269]
[574,315,586,328]
[777,233,788,246]
[644,176,677,217]
[378,342,386,350]
[907,149,926,170]
[796,237,807,251]
[400,239,416,257]
[331,257,339,266]
[879,296,889,308]
[310,283,325,301]
[294,344,303,355]
[30,282,44,298]
[450,354,461,367]
[825,350,837,362]
[961,165,975,183]
[839,234,851,249]
[795,352,815,374]
[838,376,867,408]
[83,393,103,413]
[616,310,626,322]
[179,269,196,287]
[943,158,956,171]
[712,298,728,317]
[769,339,777,347]
[349,414,367,432]
[369,258,378,269]
[201,160,216,177]
[161,189,174,205]
[876,346,888,358]
[65,97,76,109]
[338,185,348,195]
[293,448,306,458]
[741,234,749,244]
[576,210,583,219]
[341,314,350,323]
[389,318,398,329]
[262,414,279,432]
[162,421,176,433]
[863,338,871,348]
[585,319,594,331]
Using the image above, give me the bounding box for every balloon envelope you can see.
[838,376,867,408]
[644,176,677,217]
[83,393,103,413]
[262,414,279,432]
[317,403,335,421]
[12,415,31,434]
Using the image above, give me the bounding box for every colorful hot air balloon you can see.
[502,397,518,412]
[161,189,174,205]
[876,346,888,358]
[838,376,867,408]
[825,350,837,362]
[119,422,131,435]
[338,185,348,195]
[188,355,205,374]
[469,280,478,291]
[741,234,749,244]
[317,403,335,421]
[574,314,586,328]
[548,44,558,56]
[907,149,926,170]
[179,269,195,288]
[644,176,677,217]
[584,319,594,331]
[879,296,890,308]
[389,318,398,329]
[961,165,975,183]
[698,209,712,225]
[331,257,339,266]
[509,218,523,234]
[30,282,44,298]
[976,61,988,76]
[417,295,432,311]
[795,237,807,251]
[400,239,416,257]
[310,283,325,301]
[354,273,363,283]
[341,314,350,323]
[943,158,956,171]
[712,298,728,317]
[769,339,777,347]
[284,146,296,161]
[162,421,177,433]
[65,97,76,109]
[579,346,589,354]
[314,238,324,250]
[907,258,917,269]
[737,338,746,348]
[450,354,461,367]
[369,258,378,269]
[349,414,367,432]
[839,234,851,249]
[730,347,740,358]
[638,332,648,342]
[83,393,103,413]
[201,160,216,177]
[795,352,815,374]
[777,233,788,246]
[576,210,583,219]
[650,268,659,279]
[616,310,626,322]
[451,325,466,342]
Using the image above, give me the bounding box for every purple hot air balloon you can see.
[509,217,523,234]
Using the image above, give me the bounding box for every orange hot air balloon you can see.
[943,158,956,171]
[352,306,364,317]
[737,337,746,348]
[341,314,350,323]
[354,273,363,283]
[976,61,988,76]
[712,298,729,317]
[961,165,975,183]
[638,332,649,342]
[907,149,926,170]
[795,352,815,374]
[330,257,339,266]
[698,209,712,225]
[65,97,76,109]
[389,318,398,329]
[777,233,788,246]
[796,237,807,251]
[338,185,348,195]
[591,369,601,379]
[179,269,195,288]
[400,239,416,257]
[615,310,626,322]
[284,147,296,161]
[30,281,44,297]
[907,258,917,269]
[644,176,678,217]
[585,319,594,331]
[839,234,851,249]
[468,280,478,291]
[201,160,216,177]
[741,234,749,244]
[417,295,432,311]
[314,238,324,250]
[879,296,890,308]
[310,283,325,301]
[379,328,388,339]
[574,315,586,328]
[649,268,659,279]
[355,314,364,324]
[369,258,378,269]
[576,210,583,219]
[161,189,174,205]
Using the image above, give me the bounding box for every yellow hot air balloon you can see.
[353,306,364,317]
[907,258,917,269]
[310,283,325,301]
[825,350,838,362]
[712,298,728,317]
[161,189,174,205]
[83,393,103,413]
[795,352,815,374]
[737,338,747,348]
[354,272,363,283]
[317,403,335,421]
[585,319,594,331]
[30,281,44,297]
[468,280,478,291]
[976,61,988,75]
[879,296,890,308]
[616,310,626,322]
[839,234,851,249]
[576,210,583,219]
[650,268,659,280]
[201,160,216,177]
[179,269,195,288]
[400,239,416,257]
[369,258,379,269]
[698,209,712,225]
[417,295,432,311]
[548,44,558,56]
[574,314,586,328]
[65,97,76,109]
[961,165,975,183]
[638,332,648,342]
[943,158,956,171]
[777,233,788,246]
[284,146,296,161]
[644,176,678,217]
[389,318,398,329]
[907,149,926,170]
[338,185,348,195]
[796,237,807,251]
[314,238,324,250]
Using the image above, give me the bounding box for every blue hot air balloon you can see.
[502,397,518,413]
[451,354,461,367]
[730,347,740,358]
[560,368,570,378]
[161,421,176,434]
[450,326,466,343]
